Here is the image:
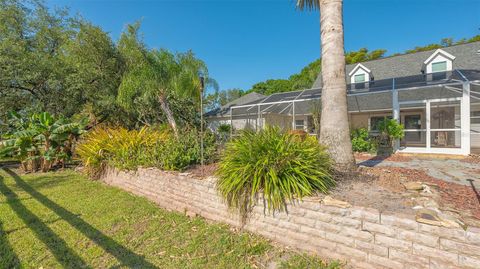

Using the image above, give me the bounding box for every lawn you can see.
[0,167,340,269]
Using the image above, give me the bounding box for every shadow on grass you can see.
[2,167,158,269]
[0,175,89,268]
[0,219,21,269]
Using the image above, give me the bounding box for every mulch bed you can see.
[460,154,480,164]
[363,166,480,222]
[183,159,480,225]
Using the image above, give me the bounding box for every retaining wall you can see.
[102,167,480,269]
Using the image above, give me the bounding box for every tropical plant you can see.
[297,0,356,171]
[217,124,231,142]
[117,23,215,136]
[0,112,87,172]
[216,126,334,222]
[377,119,405,146]
[351,128,375,152]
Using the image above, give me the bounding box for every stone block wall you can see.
[102,167,480,269]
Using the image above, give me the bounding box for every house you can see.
[206,41,480,155]
[205,92,266,131]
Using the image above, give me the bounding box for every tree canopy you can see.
[0,0,214,131]
[0,0,123,123]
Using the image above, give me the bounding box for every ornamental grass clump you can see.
[216,126,334,221]
[77,126,217,179]
[76,127,164,178]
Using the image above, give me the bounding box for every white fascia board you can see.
[348,63,371,76]
[423,49,456,65]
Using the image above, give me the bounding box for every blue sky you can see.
[46,0,480,92]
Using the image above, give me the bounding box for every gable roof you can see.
[348,63,371,76]
[204,92,266,117]
[312,41,480,89]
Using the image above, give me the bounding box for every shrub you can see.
[378,119,405,142]
[152,128,217,170]
[217,124,231,142]
[216,126,334,221]
[376,119,405,155]
[350,128,375,152]
[77,126,217,179]
[76,127,163,178]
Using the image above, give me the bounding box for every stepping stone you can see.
[322,196,351,208]
[415,209,461,228]
[403,181,423,191]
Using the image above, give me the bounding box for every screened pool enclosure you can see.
[211,70,480,155]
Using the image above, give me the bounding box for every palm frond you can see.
[296,0,320,11]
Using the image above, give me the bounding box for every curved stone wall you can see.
[102,167,480,269]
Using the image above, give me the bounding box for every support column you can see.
[461,82,471,155]
[257,104,260,132]
[392,78,400,151]
[292,101,296,130]
[426,101,431,150]
[230,108,233,139]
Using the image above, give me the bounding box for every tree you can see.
[204,88,245,111]
[246,79,293,95]
[289,58,322,90]
[62,21,125,125]
[297,0,356,171]
[245,46,386,96]
[117,23,208,136]
[345,48,386,64]
[0,0,124,125]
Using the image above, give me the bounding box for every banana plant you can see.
[0,112,87,172]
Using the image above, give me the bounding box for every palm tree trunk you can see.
[158,93,179,138]
[319,0,356,171]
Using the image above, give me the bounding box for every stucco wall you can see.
[102,167,480,269]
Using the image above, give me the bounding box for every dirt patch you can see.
[328,170,415,215]
[360,166,480,226]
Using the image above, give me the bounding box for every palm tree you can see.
[117,23,208,137]
[297,0,355,171]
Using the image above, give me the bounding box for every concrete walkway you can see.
[358,157,480,188]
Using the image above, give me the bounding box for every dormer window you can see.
[423,49,455,81]
[349,63,371,90]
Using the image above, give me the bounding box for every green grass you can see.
[0,168,340,269]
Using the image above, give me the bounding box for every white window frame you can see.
[397,97,467,155]
[295,119,305,130]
